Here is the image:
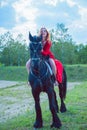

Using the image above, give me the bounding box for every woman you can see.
[26,27,63,84]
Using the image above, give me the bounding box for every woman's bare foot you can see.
[27,81,30,86]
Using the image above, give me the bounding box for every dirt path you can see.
[0,80,24,89]
[0,80,81,123]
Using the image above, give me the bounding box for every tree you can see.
[77,44,87,64]
[50,23,76,64]
[0,32,29,66]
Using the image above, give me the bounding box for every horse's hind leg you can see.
[32,90,43,128]
[59,83,67,112]
[47,87,62,128]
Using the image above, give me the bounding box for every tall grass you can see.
[0,66,28,81]
[0,64,87,81]
[64,64,87,81]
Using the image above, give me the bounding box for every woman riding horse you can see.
[27,28,67,129]
[26,27,63,85]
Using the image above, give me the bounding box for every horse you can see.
[28,32,67,129]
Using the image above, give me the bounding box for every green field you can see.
[0,64,87,81]
[0,82,87,130]
[0,65,87,130]
[64,64,87,81]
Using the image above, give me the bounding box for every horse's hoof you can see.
[33,121,43,128]
[60,103,67,113]
[60,106,67,113]
[50,122,62,128]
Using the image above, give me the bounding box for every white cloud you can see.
[68,5,87,43]
[0,0,38,45]
[10,0,39,44]
[69,5,87,30]
[63,12,69,17]
[44,0,58,6]
[12,0,39,23]
[0,0,87,44]
[78,6,87,25]
[43,0,77,8]
[0,27,8,34]
[12,21,37,43]
[66,0,76,7]
[0,0,8,8]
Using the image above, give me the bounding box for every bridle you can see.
[30,42,48,80]
[30,42,42,60]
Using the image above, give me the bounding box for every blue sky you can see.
[0,0,87,44]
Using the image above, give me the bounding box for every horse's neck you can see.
[36,60,47,77]
[39,60,47,71]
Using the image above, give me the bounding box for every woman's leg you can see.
[26,59,31,85]
[26,59,31,74]
[49,58,58,85]
[49,58,57,78]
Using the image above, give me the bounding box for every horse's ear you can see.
[29,32,33,41]
[37,35,42,42]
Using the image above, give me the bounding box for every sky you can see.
[0,0,87,44]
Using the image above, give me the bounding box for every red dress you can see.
[41,40,63,83]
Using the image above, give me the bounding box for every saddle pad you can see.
[45,61,53,75]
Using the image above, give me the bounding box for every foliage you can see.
[0,32,29,66]
[50,23,87,64]
[0,24,87,66]
[76,44,87,64]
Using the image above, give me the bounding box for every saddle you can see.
[45,60,56,83]
[42,55,63,83]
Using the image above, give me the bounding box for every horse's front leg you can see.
[32,90,43,128]
[47,87,62,128]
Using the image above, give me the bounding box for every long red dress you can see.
[41,40,63,83]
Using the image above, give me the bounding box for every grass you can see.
[0,66,28,81]
[64,64,87,81]
[0,82,87,130]
[0,64,87,82]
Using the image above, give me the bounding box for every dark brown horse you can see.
[28,32,67,129]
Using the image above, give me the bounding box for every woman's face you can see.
[40,28,47,40]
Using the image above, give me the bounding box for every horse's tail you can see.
[63,68,67,99]
[59,68,67,100]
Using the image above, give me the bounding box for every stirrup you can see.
[54,81,59,86]
[27,81,30,86]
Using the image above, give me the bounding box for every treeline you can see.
[0,23,87,66]
[0,32,29,66]
[50,23,87,64]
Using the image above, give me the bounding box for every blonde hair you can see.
[39,27,50,41]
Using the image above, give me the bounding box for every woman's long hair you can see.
[39,27,50,41]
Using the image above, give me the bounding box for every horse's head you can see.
[29,32,42,43]
[29,32,43,71]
